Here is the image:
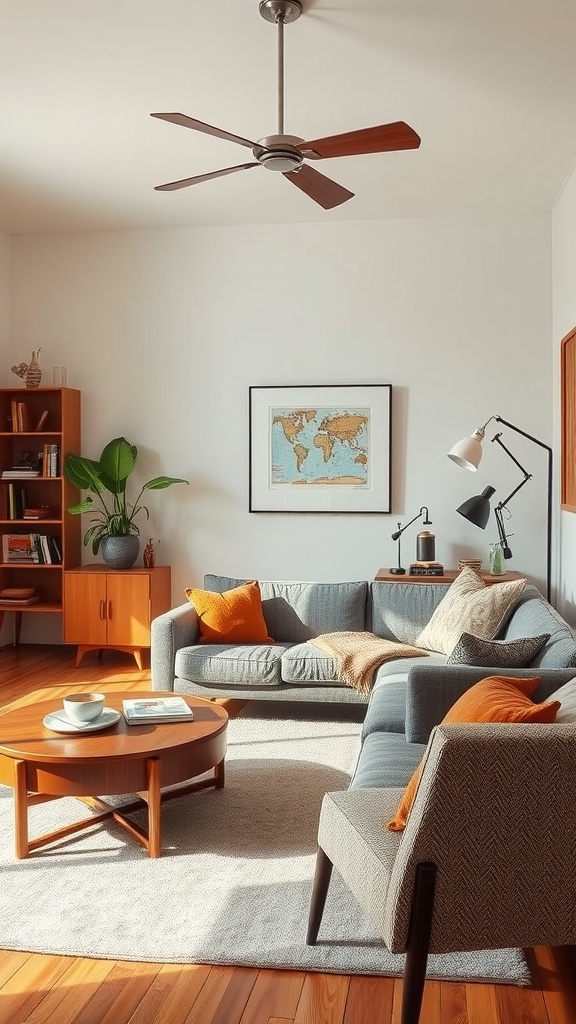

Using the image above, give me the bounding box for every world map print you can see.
[270,407,369,486]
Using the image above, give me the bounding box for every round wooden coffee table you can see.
[0,691,228,859]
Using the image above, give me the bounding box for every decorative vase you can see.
[25,349,42,388]
[489,542,505,576]
[143,538,156,568]
[101,535,140,570]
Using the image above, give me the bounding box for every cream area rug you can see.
[0,706,530,984]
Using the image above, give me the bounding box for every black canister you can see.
[416,530,436,562]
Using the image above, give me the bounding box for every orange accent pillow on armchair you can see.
[386,675,560,832]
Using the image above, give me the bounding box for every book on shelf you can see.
[41,443,59,477]
[1,533,39,563]
[10,400,32,433]
[122,697,195,726]
[1,470,40,479]
[0,483,27,520]
[34,409,49,431]
[23,506,52,519]
[1,532,61,564]
[0,595,40,605]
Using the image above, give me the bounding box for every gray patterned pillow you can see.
[446,631,550,667]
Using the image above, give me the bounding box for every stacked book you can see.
[409,561,445,577]
[1,532,62,564]
[0,586,39,606]
[1,468,40,479]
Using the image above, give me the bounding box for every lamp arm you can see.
[390,506,431,540]
[495,416,553,456]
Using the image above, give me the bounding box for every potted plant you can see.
[64,436,188,568]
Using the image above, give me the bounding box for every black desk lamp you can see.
[390,506,431,575]
[448,415,552,601]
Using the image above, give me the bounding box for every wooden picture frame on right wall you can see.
[561,326,576,512]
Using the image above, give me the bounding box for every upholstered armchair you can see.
[307,722,576,1024]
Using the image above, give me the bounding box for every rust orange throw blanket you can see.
[309,631,428,695]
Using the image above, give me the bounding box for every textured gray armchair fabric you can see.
[308,722,576,1024]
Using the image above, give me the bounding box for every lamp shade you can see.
[456,485,496,529]
[447,428,485,471]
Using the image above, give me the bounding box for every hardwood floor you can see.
[1,644,575,1024]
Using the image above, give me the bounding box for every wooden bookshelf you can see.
[0,386,81,643]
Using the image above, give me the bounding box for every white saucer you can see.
[43,707,121,733]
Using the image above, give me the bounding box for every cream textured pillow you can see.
[545,678,576,722]
[415,566,527,655]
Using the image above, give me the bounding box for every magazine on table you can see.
[122,696,194,725]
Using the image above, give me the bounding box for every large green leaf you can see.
[143,476,189,491]
[64,454,105,493]
[99,437,136,483]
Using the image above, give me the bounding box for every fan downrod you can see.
[259,0,302,25]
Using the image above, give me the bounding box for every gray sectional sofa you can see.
[151,572,576,704]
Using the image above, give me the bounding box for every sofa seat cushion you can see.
[280,643,346,686]
[204,575,368,642]
[499,586,576,668]
[174,643,289,687]
[350,731,426,790]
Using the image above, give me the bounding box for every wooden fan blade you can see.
[296,121,421,159]
[283,164,354,209]
[150,113,260,151]
[154,162,261,191]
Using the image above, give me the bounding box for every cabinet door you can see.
[63,572,107,645]
[106,573,151,647]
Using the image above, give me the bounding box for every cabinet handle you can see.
[108,600,112,620]
[99,600,105,620]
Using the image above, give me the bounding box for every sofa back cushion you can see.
[499,585,576,668]
[203,575,368,642]
[369,581,450,644]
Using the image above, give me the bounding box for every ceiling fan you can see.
[151,0,421,210]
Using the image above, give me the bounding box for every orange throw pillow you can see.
[184,580,274,644]
[386,675,560,832]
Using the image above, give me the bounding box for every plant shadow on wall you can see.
[64,436,188,569]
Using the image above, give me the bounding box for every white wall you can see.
[552,164,576,625]
[6,215,553,642]
[0,233,9,365]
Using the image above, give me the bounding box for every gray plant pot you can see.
[101,535,140,570]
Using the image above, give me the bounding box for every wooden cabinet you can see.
[63,565,171,668]
[0,387,81,644]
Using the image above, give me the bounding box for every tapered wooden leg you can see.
[13,759,29,859]
[147,757,162,858]
[215,758,225,789]
[306,846,334,945]
[401,862,436,1024]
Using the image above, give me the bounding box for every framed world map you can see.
[249,384,392,513]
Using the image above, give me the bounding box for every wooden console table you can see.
[374,569,524,585]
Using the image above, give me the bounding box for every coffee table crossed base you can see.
[0,693,228,859]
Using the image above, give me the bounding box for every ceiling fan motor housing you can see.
[254,134,304,172]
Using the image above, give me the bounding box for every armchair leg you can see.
[306,846,334,945]
[401,862,436,1024]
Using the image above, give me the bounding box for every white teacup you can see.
[63,692,105,724]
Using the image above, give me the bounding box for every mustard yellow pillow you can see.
[185,580,274,644]
[386,675,560,832]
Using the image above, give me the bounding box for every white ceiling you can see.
[2,0,576,235]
